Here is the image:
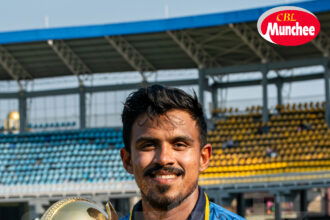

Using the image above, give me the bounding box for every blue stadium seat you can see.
[0,127,128,185]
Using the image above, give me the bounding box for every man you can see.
[120,85,244,220]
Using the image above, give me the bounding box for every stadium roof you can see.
[0,0,329,81]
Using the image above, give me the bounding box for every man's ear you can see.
[120,148,133,174]
[199,144,212,172]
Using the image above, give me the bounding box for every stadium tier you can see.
[27,121,77,130]
[201,102,330,185]
[0,128,133,185]
[0,102,329,187]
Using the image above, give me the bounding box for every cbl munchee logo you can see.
[257,6,320,46]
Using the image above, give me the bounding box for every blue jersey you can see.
[208,202,245,220]
[120,187,245,220]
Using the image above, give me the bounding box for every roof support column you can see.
[79,85,86,129]
[324,59,330,127]
[326,188,330,216]
[28,200,48,220]
[236,193,245,217]
[198,69,207,107]
[206,189,229,206]
[276,80,283,107]
[211,85,218,114]
[274,192,282,220]
[299,190,308,219]
[19,90,27,133]
[261,65,269,122]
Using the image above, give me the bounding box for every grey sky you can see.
[1,0,304,31]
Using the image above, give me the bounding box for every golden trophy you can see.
[41,197,118,220]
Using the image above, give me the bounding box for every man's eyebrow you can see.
[135,136,160,144]
[171,136,194,143]
[134,136,194,145]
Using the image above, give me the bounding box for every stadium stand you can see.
[0,128,132,186]
[1,102,329,219]
[1,102,328,186]
[202,102,330,184]
[27,121,77,131]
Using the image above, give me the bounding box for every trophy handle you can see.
[106,201,118,220]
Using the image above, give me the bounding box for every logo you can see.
[257,6,320,46]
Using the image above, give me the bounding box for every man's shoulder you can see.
[209,202,245,220]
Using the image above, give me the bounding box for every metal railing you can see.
[0,181,139,199]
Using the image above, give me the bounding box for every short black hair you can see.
[121,84,207,152]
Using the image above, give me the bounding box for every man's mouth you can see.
[149,172,181,184]
[154,174,177,179]
[150,172,182,179]
[144,165,184,183]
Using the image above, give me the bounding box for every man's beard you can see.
[141,179,198,211]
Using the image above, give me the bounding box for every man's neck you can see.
[141,187,199,220]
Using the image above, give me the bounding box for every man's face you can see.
[121,109,211,210]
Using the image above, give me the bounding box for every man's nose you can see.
[154,144,175,165]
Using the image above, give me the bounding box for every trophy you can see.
[40,197,118,220]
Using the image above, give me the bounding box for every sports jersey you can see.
[120,187,245,220]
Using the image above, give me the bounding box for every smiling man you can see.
[120,85,244,220]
